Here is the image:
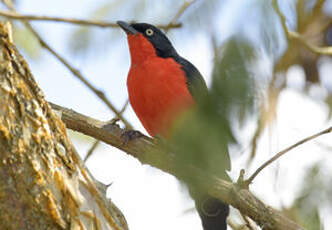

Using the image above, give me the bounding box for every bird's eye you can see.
[145,28,154,36]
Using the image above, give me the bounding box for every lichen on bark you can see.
[0,22,127,230]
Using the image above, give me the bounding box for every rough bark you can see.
[0,22,127,230]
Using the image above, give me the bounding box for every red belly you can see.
[127,57,194,137]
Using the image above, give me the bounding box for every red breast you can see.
[126,33,194,137]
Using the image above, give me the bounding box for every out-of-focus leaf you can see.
[260,0,285,61]
[68,0,124,55]
[169,38,257,189]
[13,24,41,59]
[285,164,332,230]
[92,0,124,20]
[182,0,221,32]
[68,27,91,55]
[211,39,256,125]
[324,94,332,119]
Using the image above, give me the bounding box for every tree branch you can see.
[247,125,332,184]
[84,140,100,163]
[50,103,304,230]
[164,0,196,32]
[0,10,181,29]
[273,0,332,55]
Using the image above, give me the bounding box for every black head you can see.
[117,21,178,58]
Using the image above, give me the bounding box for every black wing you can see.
[175,56,209,102]
[174,56,231,171]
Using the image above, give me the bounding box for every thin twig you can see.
[119,99,129,115]
[0,10,180,29]
[272,0,289,39]
[273,0,332,55]
[1,1,132,128]
[84,140,100,163]
[247,126,332,184]
[164,0,196,32]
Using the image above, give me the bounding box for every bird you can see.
[117,21,230,230]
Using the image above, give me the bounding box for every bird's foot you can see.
[121,130,144,145]
[103,118,121,132]
[107,118,120,126]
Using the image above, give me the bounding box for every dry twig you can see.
[164,0,196,32]
[247,126,332,184]
[0,10,180,29]
[84,140,100,163]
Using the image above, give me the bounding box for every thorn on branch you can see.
[236,169,250,189]
[95,89,105,98]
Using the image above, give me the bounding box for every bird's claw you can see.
[103,118,121,132]
[108,118,120,126]
[121,130,144,145]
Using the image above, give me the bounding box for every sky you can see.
[8,0,332,229]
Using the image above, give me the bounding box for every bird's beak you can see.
[117,21,138,35]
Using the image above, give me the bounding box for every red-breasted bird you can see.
[118,21,230,230]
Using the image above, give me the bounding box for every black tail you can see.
[192,193,229,230]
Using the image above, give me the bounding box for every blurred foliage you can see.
[259,0,284,61]
[68,0,123,55]
[284,163,332,230]
[12,23,41,59]
[170,38,256,187]
[211,39,257,125]
[183,0,223,31]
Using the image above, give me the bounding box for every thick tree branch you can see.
[0,10,180,29]
[50,103,304,230]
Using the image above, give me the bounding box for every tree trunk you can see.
[0,22,127,230]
